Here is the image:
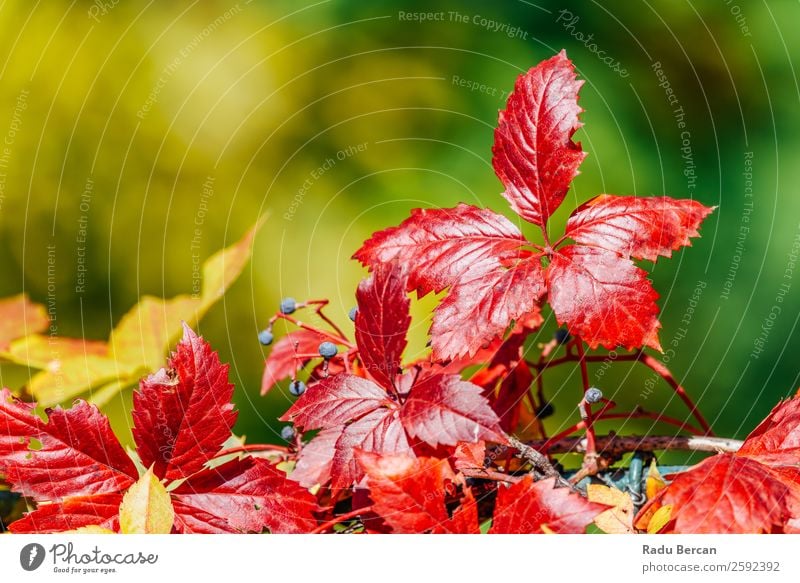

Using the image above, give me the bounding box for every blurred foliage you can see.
[0,220,259,419]
[0,0,798,451]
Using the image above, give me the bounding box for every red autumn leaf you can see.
[546,245,662,351]
[648,454,797,534]
[565,195,716,262]
[453,440,486,472]
[1,325,316,534]
[469,311,541,392]
[0,390,137,500]
[284,268,503,490]
[289,426,341,489]
[279,374,391,430]
[492,50,586,228]
[354,264,410,389]
[429,255,544,358]
[490,476,606,534]
[260,329,327,395]
[286,369,501,489]
[133,324,237,481]
[171,458,316,534]
[433,490,481,534]
[493,361,535,433]
[638,397,800,534]
[285,377,414,490]
[8,494,121,534]
[401,374,506,447]
[354,204,538,358]
[330,409,412,490]
[171,501,234,534]
[354,51,713,355]
[354,204,528,294]
[737,397,800,465]
[358,451,478,534]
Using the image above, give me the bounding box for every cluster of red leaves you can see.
[255,50,741,534]
[356,451,604,534]
[0,325,315,533]
[255,259,608,532]
[282,265,507,491]
[354,50,714,359]
[637,396,800,533]
[5,51,790,536]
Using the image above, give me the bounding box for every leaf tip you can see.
[181,321,198,341]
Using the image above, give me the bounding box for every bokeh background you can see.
[0,0,798,461]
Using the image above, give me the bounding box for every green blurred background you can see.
[0,0,798,458]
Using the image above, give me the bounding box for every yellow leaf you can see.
[88,378,137,408]
[109,217,264,372]
[201,215,265,305]
[109,295,201,371]
[276,460,296,474]
[588,484,635,534]
[24,218,263,407]
[119,468,175,534]
[0,294,48,352]
[647,504,673,534]
[646,460,667,500]
[6,334,108,369]
[29,354,128,408]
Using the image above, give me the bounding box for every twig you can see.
[637,352,712,435]
[529,349,713,436]
[541,406,704,455]
[506,435,571,488]
[215,444,289,457]
[270,312,355,348]
[532,433,743,457]
[533,352,639,370]
[311,507,370,534]
[573,338,599,474]
[305,299,349,341]
[599,409,705,436]
[462,467,521,484]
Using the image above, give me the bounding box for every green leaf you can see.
[119,468,175,534]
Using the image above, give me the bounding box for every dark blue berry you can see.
[280,425,295,441]
[289,380,306,396]
[258,329,274,346]
[554,328,572,345]
[348,307,358,321]
[280,297,297,314]
[585,387,603,404]
[318,341,338,359]
[536,402,555,419]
